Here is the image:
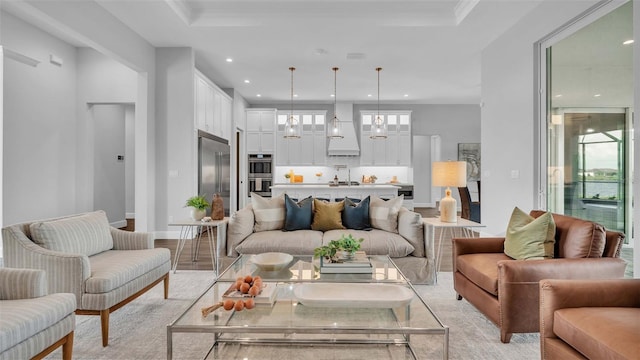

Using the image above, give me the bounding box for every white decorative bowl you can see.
[251,252,293,271]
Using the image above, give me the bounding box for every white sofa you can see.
[0,268,76,360]
[2,210,171,347]
[219,198,434,284]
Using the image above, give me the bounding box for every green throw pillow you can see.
[504,207,556,260]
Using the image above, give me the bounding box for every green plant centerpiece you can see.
[185,195,210,221]
[314,234,364,263]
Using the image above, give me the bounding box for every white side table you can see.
[168,218,228,274]
[423,217,485,283]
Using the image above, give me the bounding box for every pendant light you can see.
[370,67,388,139]
[284,66,301,139]
[328,67,344,139]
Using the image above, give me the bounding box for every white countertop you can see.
[271,184,400,189]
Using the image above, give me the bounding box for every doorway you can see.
[91,104,135,227]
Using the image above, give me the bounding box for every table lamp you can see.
[432,161,467,222]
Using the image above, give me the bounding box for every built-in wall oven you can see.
[248,154,273,197]
[398,185,414,210]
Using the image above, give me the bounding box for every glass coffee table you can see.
[167,255,448,359]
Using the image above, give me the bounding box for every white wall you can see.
[480,1,601,236]
[634,0,639,277]
[229,89,249,211]
[155,48,196,235]
[125,105,135,217]
[2,12,79,225]
[1,1,156,231]
[76,48,137,215]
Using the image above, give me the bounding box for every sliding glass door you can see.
[544,1,633,240]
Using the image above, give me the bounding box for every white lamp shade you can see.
[432,161,467,187]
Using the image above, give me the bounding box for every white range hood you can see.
[327,103,360,156]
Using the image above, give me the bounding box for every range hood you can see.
[327,103,360,156]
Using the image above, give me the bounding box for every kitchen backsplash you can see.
[274,166,413,184]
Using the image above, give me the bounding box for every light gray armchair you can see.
[0,268,76,360]
[2,210,171,347]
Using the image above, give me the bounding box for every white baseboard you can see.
[126,212,135,219]
[111,220,127,229]
[154,231,181,240]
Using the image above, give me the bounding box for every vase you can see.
[340,250,355,259]
[190,208,206,221]
[211,193,224,220]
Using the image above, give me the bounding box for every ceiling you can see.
[8,0,632,107]
[4,0,556,105]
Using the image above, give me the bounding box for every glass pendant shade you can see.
[370,67,388,139]
[284,67,301,139]
[328,67,344,139]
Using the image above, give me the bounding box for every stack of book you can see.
[320,251,373,274]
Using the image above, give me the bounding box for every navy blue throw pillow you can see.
[342,196,371,230]
[284,194,313,231]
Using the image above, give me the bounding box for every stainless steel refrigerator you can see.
[198,131,231,216]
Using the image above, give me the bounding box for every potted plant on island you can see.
[313,234,364,263]
[185,195,210,221]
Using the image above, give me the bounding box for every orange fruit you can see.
[240,282,251,294]
[244,298,255,309]
[234,300,245,311]
[222,299,235,311]
[248,285,260,296]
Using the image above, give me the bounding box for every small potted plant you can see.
[335,234,364,259]
[313,234,364,263]
[185,195,210,221]
[313,241,341,263]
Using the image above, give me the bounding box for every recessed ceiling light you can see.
[555,94,563,98]
[226,58,233,63]
[367,94,372,97]
[330,94,335,97]
[244,80,250,84]
[623,39,634,45]
[256,94,261,97]
[294,94,298,97]
[594,94,601,97]
[403,94,409,97]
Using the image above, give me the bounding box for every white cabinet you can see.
[195,71,232,140]
[246,109,276,154]
[360,111,411,166]
[275,111,326,166]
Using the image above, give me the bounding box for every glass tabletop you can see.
[217,254,408,283]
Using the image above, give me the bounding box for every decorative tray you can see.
[293,283,413,308]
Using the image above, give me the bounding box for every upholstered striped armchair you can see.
[0,268,76,360]
[2,211,171,347]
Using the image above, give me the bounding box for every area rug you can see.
[46,271,539,359]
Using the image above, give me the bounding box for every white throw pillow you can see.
[369,195,404,233]
[251,193,285,232]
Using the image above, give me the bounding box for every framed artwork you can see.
[458,143,481,181]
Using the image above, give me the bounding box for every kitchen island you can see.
[271,183,399,201]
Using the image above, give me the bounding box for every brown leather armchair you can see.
[539,279,640,359]
[452,211,626,343]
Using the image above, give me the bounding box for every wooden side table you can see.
[423,217,485,283]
